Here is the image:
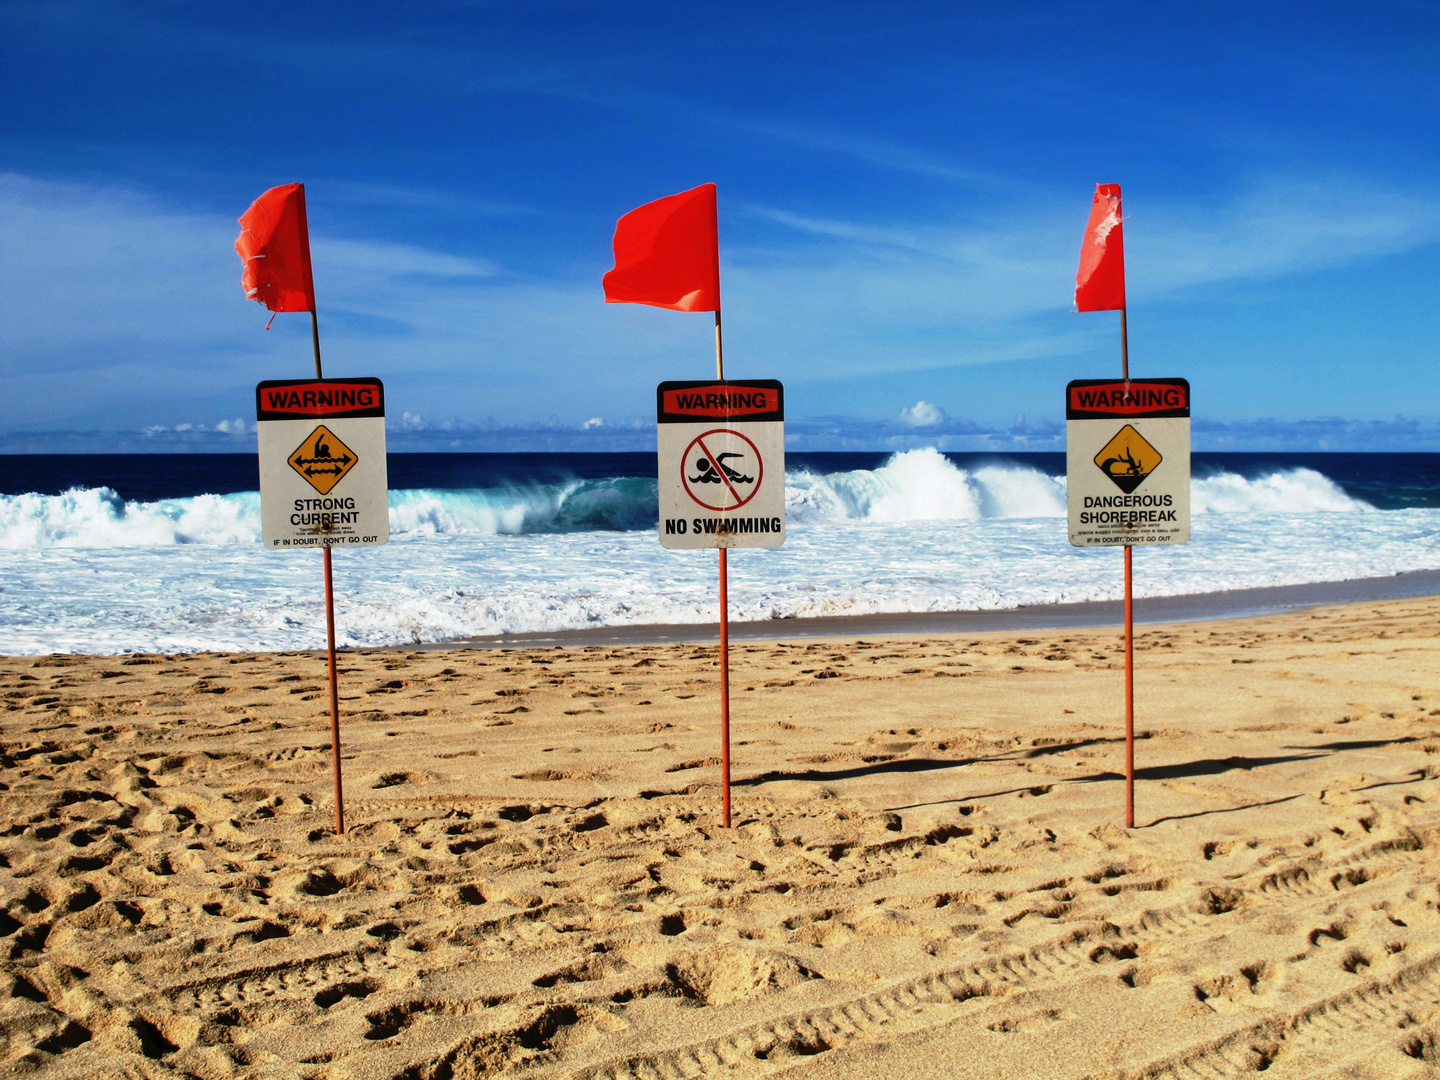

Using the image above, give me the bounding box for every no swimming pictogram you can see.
[681,429,763,511]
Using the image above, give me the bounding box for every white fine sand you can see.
[2,595,1439,1079]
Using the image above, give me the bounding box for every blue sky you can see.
[2,1,1438,449]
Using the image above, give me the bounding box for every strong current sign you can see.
[1066,378,1190,547]
[657,380,784,549]
[256,378,390,549]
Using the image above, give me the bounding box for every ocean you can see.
[2,450,1439,655]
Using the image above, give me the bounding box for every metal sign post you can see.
[1066,370,1190,826]
[657,350,784,827]
[257,373,389,835]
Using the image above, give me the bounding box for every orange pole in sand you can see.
[1124,544,1134,828]
[715,309,732,828]
[311,308,346,836]
[719,548,731,828]
[324,545,345,835]
[1120,307,1135,828]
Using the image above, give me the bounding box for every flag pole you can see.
[310,307,346,837]
[1121,307,1134,828]
[311,310,324,380]
[1120,308,1129,381]
[715,310,731,828]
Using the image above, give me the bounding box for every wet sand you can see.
[431,568,1440,649]
[2,595,1438,1078]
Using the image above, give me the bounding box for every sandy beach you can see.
[2,595,1438,1079]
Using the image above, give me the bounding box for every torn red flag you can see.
[235,183,316,314]
[603,183,720,312]
[1075,183,1125,312]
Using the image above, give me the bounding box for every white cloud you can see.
[898,401,947,427]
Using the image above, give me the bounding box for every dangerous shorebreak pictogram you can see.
[1094,424,1161,495]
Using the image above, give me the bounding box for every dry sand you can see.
[2,596,1439,1079]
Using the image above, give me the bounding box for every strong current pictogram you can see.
[681,429,763,511]
[288,424,358,495]
[1094,424,1161,495]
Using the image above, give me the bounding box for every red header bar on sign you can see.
[1066,379,1189,419]
[256,379,385,420]
[661,385,777,418]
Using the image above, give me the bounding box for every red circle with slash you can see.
[680,429,764,512]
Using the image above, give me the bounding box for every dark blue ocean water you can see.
[5,452,1440,510]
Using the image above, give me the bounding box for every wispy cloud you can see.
[741,172,1440,325]
[0,172,701,428]
[1134,178,1440,291]
[318,180,535,218]
[5,167,1440,433]
[313,238,499,282]
[706,116,998,185]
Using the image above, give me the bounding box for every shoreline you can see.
[7,568,1436,659]
[419,566,1440,650]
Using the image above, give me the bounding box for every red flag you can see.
[603,183,720,312]
[235,183,316,313]
[1075,183,1125,312]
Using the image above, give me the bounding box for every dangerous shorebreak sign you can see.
[1066,378,1190,547]
[256,378,389,549]
[657,379,784,549]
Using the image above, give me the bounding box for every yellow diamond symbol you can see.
[1094,424,1161,494]
[288,424,358,495]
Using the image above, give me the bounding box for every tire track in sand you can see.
[392,833,1430,1080]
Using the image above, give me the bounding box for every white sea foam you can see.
[787,448,1067,522]
[0,455,1374,551]
[1191,468,1371,514]
[0,453,1427,653]
[0,487,260,549]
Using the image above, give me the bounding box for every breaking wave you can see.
[787,448,1066,522]
[0,487,261,549]
[388,478,658,535]
[1191,468,1371,513]
[0,452,1377,550]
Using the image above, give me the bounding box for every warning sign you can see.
[288,424,358,494]
[256,378,389,549]
[657,380,784,549]
[1066,378,1190,547]
[1093,424,1160,495]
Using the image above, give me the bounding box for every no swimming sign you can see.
[656,379,785,549]
[1066,378,1190,547]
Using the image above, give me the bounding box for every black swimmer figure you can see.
[715,453,753,484]
[689,456,721,483]
[690,453,753,485]
[1100,448,1144,478]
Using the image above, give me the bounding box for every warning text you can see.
[664,516,783,536]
